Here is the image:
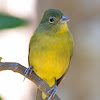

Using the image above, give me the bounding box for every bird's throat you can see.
[59,23,69,35]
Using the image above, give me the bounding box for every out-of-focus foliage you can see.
[0,96,3,100]
[0,13,27,30]
[0,57,2,62]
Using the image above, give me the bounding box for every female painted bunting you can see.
[25,8,74,100]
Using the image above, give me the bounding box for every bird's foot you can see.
[24,66,33,81]
[47,83,57,100]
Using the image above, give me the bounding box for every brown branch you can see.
[0,62,61,100]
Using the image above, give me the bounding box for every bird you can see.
[24,8,74,100]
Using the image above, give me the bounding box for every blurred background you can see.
[0,0,100,100]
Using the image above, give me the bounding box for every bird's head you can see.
[37,9,70,36]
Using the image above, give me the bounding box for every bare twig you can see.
[0,62,61,100]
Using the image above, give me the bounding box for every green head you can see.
[36,9,70,36]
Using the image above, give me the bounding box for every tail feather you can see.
[36,89,48,100]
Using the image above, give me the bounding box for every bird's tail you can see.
[36,79,55,100]
[36,89,48,100]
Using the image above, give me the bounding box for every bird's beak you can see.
[60,15,70,23]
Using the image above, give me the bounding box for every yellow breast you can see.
[29,32,73,84]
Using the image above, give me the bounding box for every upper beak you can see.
[60,15,70,23]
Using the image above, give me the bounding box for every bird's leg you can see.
[47,80,57,100]
[24,66,33,81]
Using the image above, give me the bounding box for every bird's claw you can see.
[47,84,57,100]
[24,66,33,81]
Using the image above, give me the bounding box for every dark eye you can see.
[49,17,54,23]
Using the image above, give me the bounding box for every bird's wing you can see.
[57,50,73,86]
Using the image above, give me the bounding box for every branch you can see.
[0,62,61,100]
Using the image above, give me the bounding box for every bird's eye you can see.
[49,17,54,23]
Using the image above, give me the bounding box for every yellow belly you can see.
[29,33,73,87]
[29,46,70,87]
